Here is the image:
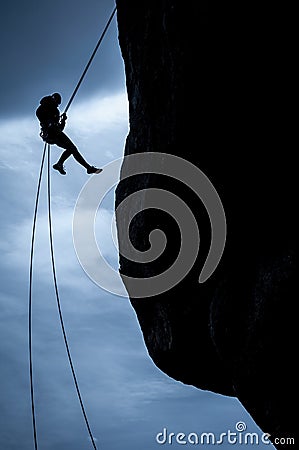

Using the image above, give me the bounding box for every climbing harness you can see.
[39,129,55,144]
[28,5,117,449]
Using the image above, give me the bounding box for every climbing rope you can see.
[46,145,97,449]
[28,142,47,450]
[28,145,97,449]
[28,4,117,448]
[64,5,117,114]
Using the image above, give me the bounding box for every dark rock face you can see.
[115,1,297,447]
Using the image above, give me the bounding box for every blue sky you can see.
[0,2,274,449]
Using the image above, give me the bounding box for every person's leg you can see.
[53,132,90,169]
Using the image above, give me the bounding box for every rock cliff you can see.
[115,1,297,447]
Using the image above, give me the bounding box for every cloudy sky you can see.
[0,2,274,449]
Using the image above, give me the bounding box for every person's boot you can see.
[87,165,102,174]
[53,162,66,175]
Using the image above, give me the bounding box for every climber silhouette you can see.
[36,92,102,175]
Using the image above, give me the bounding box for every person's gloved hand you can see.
[59,113,67,131]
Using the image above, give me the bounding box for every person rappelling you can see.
[36,92,102,175]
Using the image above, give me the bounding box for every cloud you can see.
[0,117,40,173]
[68,91,129,136]
[1,204,121,296]
[61,90,129,166]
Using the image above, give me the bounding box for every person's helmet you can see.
[51,93,62,105]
